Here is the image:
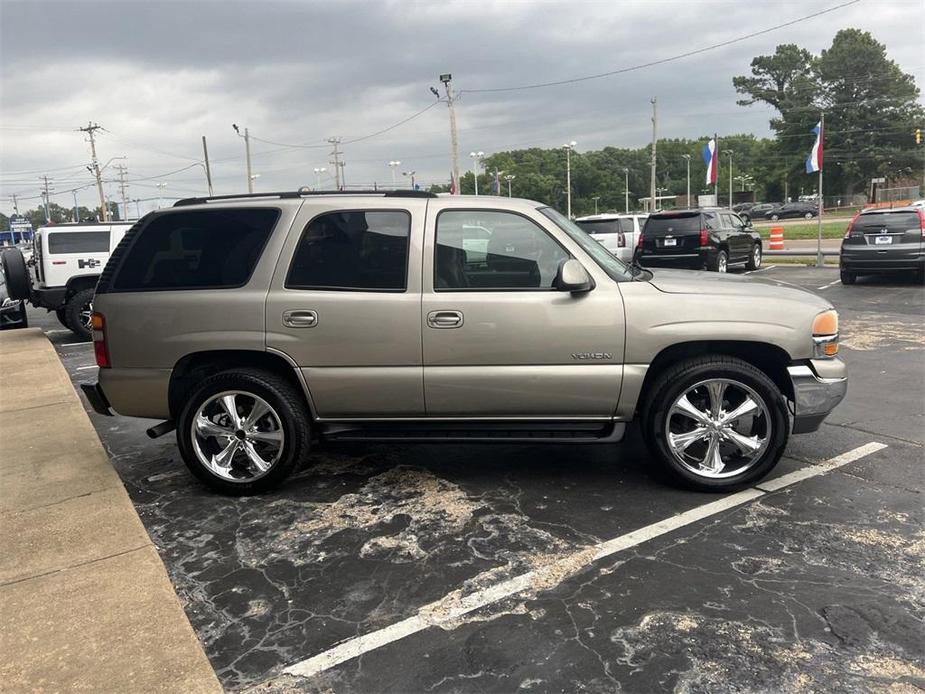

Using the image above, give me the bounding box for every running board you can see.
[319,421,625,444]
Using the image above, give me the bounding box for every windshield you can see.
[643,214,701,236]
[538,207,633,282]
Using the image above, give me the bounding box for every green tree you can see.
[734,30,923,196]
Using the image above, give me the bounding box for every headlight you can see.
[812,309,839,358]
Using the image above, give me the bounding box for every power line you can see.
[462,0,863,94]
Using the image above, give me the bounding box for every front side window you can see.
[287,210,410,291]
[111,208,278,291]
[48,231,109,254]
[436,210,569,290]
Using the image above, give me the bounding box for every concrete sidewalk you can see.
[0,329,221,693]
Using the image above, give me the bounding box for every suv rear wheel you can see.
[176,369,310,495]
[710,249,728,273]
[64,288,95,340]
[641,356,788,491]
[840,268,857,285]
[745,243,762,271]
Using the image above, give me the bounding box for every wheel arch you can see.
[168,349,315,421]
[636,340,794,415]
[65,274,100,300]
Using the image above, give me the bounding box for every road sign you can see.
[871,177,886,184]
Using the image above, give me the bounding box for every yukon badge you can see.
[571,352,613,360]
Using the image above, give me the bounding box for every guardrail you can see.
[764,249,840,257]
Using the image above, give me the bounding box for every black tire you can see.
[709,249,728,273]
[840,268,857,285]
[176,369,311,495]
[64,288,95,340]
[640,355,789,492]
[0,300,28,330]
[745,243,762,271]
[1,248,31,301]
[56,308,68,327]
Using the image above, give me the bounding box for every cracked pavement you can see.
[33,265,924,692]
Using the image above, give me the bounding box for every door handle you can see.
[282,310,318,328]
[427,310,464,329]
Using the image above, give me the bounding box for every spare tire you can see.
[1,248,31,301]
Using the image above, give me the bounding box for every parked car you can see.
[766,202,818,220]
[636,209,762,273]
[732,202,756,214]
[840,206,925,284]
[81,191,845,495]
[0,222,132,338]
[574,213,648,263]
[0,270,28,330]
[741,203,781,222]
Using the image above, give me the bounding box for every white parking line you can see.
[43,329,70,335]
[817,279,841,290]
[61,342,92,347]
[76,365,98,371]
[282,441,888,680]
[745,264,776,275]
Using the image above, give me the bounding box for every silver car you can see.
[81,191,846,495]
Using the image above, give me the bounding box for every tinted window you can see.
[48,231,109,254]
[644,214,702,236]
[111,209,278,291]
[287,210,410,291]
[575,220,622,236]
[855,212,919,231]
[436,210,569,290]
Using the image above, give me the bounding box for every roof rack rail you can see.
[173,189,437,207]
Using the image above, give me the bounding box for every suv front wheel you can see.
[176,369,310,494]
[641,356,788,491]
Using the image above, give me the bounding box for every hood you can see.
[646,268,831,309]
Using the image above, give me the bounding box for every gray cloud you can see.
[1,0,922,215]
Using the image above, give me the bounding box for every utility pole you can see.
[78,122,107,221]
[201,136,214,196]
[115,164,129,221]
[816,112,825,268]
[563,142,576,217]
[623,168,629,213]
[72,191,79,222]
[682,154,691,207]
[440,74,460,194]
[649,98,658,213]
[232,124,253,193]
[40,175,53,223]
[11,194,18,215]
[328,137,344,190]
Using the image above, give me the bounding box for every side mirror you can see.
[744,217,753,228]
[555,259,593,293]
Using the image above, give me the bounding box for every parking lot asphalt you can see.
[26,265,924,693]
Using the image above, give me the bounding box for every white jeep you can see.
[0,222,132,338]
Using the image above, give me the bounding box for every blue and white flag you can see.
[805,121,823,174]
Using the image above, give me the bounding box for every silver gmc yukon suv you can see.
[81,191,846,495]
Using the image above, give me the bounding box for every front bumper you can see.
[787,359,847,434]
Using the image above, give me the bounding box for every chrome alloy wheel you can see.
[80,300,93,329]
[665,378,770,479]
[717,254,728,273]
[191,390,284,482]
[752,245,762,269]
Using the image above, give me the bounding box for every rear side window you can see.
[111,209,278,291]
[48,231,109,254]
[855,212,919,231]
[286,210,410,291]
[576,220,622,235]
[644,214,702,235]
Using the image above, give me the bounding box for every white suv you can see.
[574,214,647,263]
[0,222,132,338]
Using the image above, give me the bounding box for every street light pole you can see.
[563,141,576,218]
[388,161,401,189]
[402,170,416,189]
[623,168,629,213]
[313,167,327,189]
[469,151,483,195]
[591,196,600,215]
[155,182,167,209]
[504,174,515,197]
[682,154,691,206]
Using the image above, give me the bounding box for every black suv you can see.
[766,201,818,220]
[840,207,925,284]
[636,209,762,273]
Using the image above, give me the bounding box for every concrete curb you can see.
[0,329,222,693]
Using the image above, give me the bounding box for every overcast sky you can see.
[1,0,922,217]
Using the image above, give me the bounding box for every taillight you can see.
[844,212,861,238]
[617,231,626,248]
[91,312,110,368]
[699,229,709,246]
[637,233,645,248]
[918,209,925,238]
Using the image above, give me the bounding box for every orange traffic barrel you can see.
[769,226,784,250]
